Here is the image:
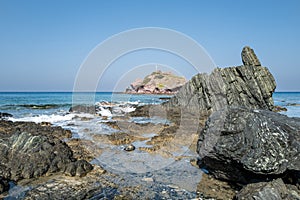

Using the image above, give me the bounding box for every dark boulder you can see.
[197,107,300,183]
[0,131,92,182]
[0,121,93,194]
[0,177,9,194]
[69,105,96,114]
[0,112,13,118]
[236,178,300,200]
[0,120,72,140]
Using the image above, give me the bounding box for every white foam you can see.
[98,107,112,117]
[7,113,95,124]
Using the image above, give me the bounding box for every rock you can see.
[197,107,300,183]
[197,173,239,200]
[236,178,300,200]
[0,120,72,140]
[124,144,135,151]
[0,121,93,194]
[0,112,12,118]
[0,131,92,181]
[69,105,96,114]
[273,105,288,112]
[241,46,261,66]
[166,46,276,113]
[0,178,9,194]
[125,70,186,94]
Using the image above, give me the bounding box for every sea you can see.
[0,92,299,120]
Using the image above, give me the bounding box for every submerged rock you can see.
[197,107,300,183]
[0,112,12,118]
[69,105,96,114]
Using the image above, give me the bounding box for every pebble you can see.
[124,144,135,151]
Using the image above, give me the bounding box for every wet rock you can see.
[197,173,239,200]
[273,105,288,112]
[39,121,52,126]
[0,120,72,140]
[0,112,12,118]
[0,131,92,182]
[166,46,276,113]
[236,178,300,200]
[197,107,300,183]
[66,138,103,162]
[0,178,9,194]
[241,46,261,66]
[69,105,96,114]
[0,121,93,194]
[124,144,135,151]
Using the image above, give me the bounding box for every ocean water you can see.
[0,92,170,118]
[0,92,299,119]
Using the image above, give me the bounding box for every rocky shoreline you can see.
[0,46,299,199]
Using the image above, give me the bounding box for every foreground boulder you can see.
[236,178,300,200]
[166,46,276,112]
[197,107,300,183]
[0,121,93,194]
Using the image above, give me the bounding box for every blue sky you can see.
[0,0,299,91]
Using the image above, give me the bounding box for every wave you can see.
[8,113,94,124]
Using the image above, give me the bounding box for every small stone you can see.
[124,144,135,151]
[142,177,154,182]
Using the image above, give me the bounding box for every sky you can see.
[0,0,299,92]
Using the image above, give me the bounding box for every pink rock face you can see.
[126,71,186,94]
[130,78,143,91]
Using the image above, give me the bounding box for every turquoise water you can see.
[0,92,171,118]
[0,92,299,118]
[273,92,300,117]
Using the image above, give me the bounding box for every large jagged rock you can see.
[166,46,276,112]
[236,178,300,200]
[0,120,93,194]
[126,70,186,94]
[197,107,300,183]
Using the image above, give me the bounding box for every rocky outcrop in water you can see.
[125,70,186,94]
[0,112,12,119]
[197,107,300,184]
[0,120,92,194]
[166,46,276,112]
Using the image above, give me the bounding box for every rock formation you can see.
[197,107,300,183]
[0,120,93,194]
[125,70,186,94]
[166,46,276,112]
[241,46,262,66]
[236,178,300,200]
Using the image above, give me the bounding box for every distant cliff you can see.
[125,70,187,94]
